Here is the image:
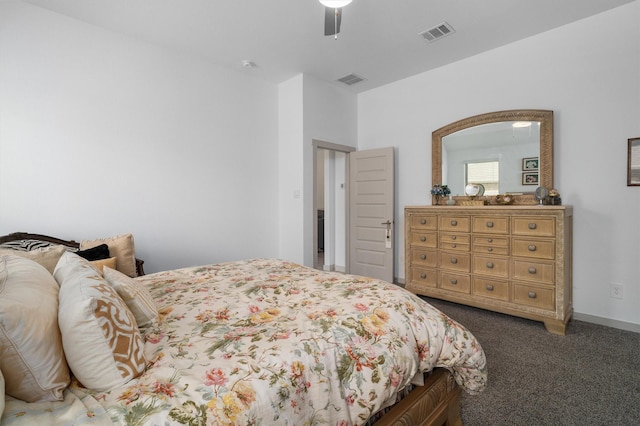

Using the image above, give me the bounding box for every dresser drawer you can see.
[512,238,555,260]
[439,272,471,294]
[410,232,438,247]
[439,252,471,272]
[439,233,470,252]
[411,215,438,230]
[512,259,555,284]
[473,242,509,255]
[472,255,509,277]
[409,267,438,288]
[472,277,509,301]
[512,217,555,237]
[513,283,555,311]
[439,216,470,232]
[411,249,437,267]
[472,216,509,234]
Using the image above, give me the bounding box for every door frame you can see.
[312,140,355,271]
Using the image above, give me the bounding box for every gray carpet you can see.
[422,297,640,426]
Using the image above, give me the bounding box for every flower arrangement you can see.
[430,184,451,205]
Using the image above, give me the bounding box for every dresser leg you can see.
[543,319,567,335]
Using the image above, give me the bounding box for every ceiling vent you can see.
[336,73,366,85]
[419,22,455,43]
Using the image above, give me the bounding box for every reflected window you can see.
[466,161,499,195]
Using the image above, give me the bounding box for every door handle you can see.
[381,220,392,248]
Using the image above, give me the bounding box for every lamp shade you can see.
[319,0,352,8]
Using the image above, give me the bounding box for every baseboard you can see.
[573,312,640,333]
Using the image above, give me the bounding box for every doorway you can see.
[312,141,354,271]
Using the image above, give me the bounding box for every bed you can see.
[0,232,487,426]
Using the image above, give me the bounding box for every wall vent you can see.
[419,22,455,43]
[337,73,366,86]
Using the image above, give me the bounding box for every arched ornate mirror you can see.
[432,109,553,205]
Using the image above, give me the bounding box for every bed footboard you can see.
[375,369,462,426]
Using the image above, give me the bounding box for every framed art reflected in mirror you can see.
[628,137,640,186]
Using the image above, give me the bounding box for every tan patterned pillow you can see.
[0,245,66,274]
[80,233,137,277]
[54,252,146,391]
[0,355,4,417]
[103,266,159,329]
[0,255,70,402]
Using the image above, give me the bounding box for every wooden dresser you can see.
[404,206,573,334]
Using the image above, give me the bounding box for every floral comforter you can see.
[2,259,486,425]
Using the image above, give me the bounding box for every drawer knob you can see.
[450,279,458,285]
[420,236,426,242]
[452,244,457,248]
[420,254,427,260]
[451,235,457,240]
[486,284,494,291]
[420,219,427,225]
[487,238,493,243]
[451,220,458,226]
[529,223,537,230]
[486,262,494,269]
[528,267,537,274]
[528,245,537,252]
[528,292,537,299]
[488,247,493,252]
[486,221,494,228]
[450,258,458,264]
[420,273,427,279]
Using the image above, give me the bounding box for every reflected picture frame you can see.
[628,137,640,186]
[522,157,539,171]
[522,172,539,185]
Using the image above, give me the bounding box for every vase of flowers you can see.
[430,184,451,205]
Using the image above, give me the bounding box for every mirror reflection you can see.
[442,121,540,196]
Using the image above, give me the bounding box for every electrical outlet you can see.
[610,283,624,299]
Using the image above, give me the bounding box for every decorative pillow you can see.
[80,233,137,277]
[76,243,110,261]
[0,357,4,419]
[0,255,70,402]
[91,257,117,273]
[0,244,66,274]
[103,266,159,329]
[54,252,146,391]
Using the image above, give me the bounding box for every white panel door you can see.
[349,147,394,282]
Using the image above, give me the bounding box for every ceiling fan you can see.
[320,0,353,38]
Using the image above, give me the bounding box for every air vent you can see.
[419,22,455,43]
[337,73,366,86]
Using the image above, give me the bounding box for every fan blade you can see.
[324,7,342,36]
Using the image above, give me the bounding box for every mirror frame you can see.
[432,109,553,205]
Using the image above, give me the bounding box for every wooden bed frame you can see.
[0,232,463,426]
[0,231,145,276]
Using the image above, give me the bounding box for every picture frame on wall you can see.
[628,137,640,186]
[522,172,539,185]
[522,157,539,171]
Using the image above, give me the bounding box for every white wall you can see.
[358,2,640,327]
[0,2,280,273]
[278,73,357,266]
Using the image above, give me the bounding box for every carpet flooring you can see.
[422,297,640,426]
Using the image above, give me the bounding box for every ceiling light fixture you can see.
[512,122,532,128]
[319,0,352,7]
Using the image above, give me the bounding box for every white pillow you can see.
[80,233,137,277]
[103,266,159,329]
[54,252,146,391]
[0,255,70,402]
[0,245,66,274]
